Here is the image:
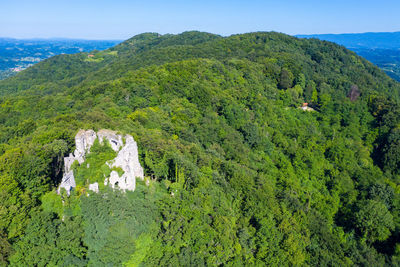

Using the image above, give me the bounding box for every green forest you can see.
[2,31,400,266]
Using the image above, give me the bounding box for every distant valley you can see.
[297,32,400,81]
[0,38,121,79]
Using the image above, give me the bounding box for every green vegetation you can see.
[1,31,400,265]
[72,139,116,188]
[296,32,400,82]
[353,48,400,81]
[0,38,121,80]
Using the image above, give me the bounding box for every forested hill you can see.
[2,31,400,266]
[2,31,398,98]
[0,38,121,80]
[296,32,400,82]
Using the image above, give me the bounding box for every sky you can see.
[1,0,400,40]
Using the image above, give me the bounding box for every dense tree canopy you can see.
[1,31,400,266]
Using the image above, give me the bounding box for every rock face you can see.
[58,129,144,195]
[74,129,97,164]
[58,129,96,195]
[97,129,124,152]
[58,169,76,195]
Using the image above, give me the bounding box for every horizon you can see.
[2,30,400,41]
[2,0,400,39]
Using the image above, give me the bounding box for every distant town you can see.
[0,38,121,79]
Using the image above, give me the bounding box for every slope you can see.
[1,31,400,266]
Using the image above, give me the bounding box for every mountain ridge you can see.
[2,31,397,98]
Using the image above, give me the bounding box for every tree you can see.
[355,200,394,243]
[0,231,12,266]
[278,68,294,89]
[295,73,306,88]
[348,85,361,102]
[383,127,400,174]
[311,88,318,105]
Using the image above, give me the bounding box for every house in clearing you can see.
[299,103,314,111]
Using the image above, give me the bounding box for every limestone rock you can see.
[74,129,97,164]
[58,170,75,195]
[58,129,144,195]
[88,182,99,193]
[107,135,144,191]
[97,129,124,152]
[58,130,97,195]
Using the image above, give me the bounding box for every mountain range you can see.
[296,31,400,49]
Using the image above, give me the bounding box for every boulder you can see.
[88,182,99,193]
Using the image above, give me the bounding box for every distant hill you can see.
[296,31,400,49]
[297,32,400,80]
[0,38,121,79]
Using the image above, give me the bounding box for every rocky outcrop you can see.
[58,168,76,195]
[74,129,97,164]
[58,129,97,195]
[97,129,124,151]
[58,129,144,195]
[88,182,99,193]
[106,134,144,191]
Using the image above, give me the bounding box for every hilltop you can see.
[1,31,400,266]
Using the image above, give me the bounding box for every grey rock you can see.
[97,129,124,152]
[58,170,76,195]
[74,129,97,164]
[58,130,96,195]
[58,129,144,195]
[88,182,99,193]
[107,134,144,191]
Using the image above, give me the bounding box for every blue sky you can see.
[1,0,399,40]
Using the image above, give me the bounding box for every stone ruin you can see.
[58,129,144,195]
